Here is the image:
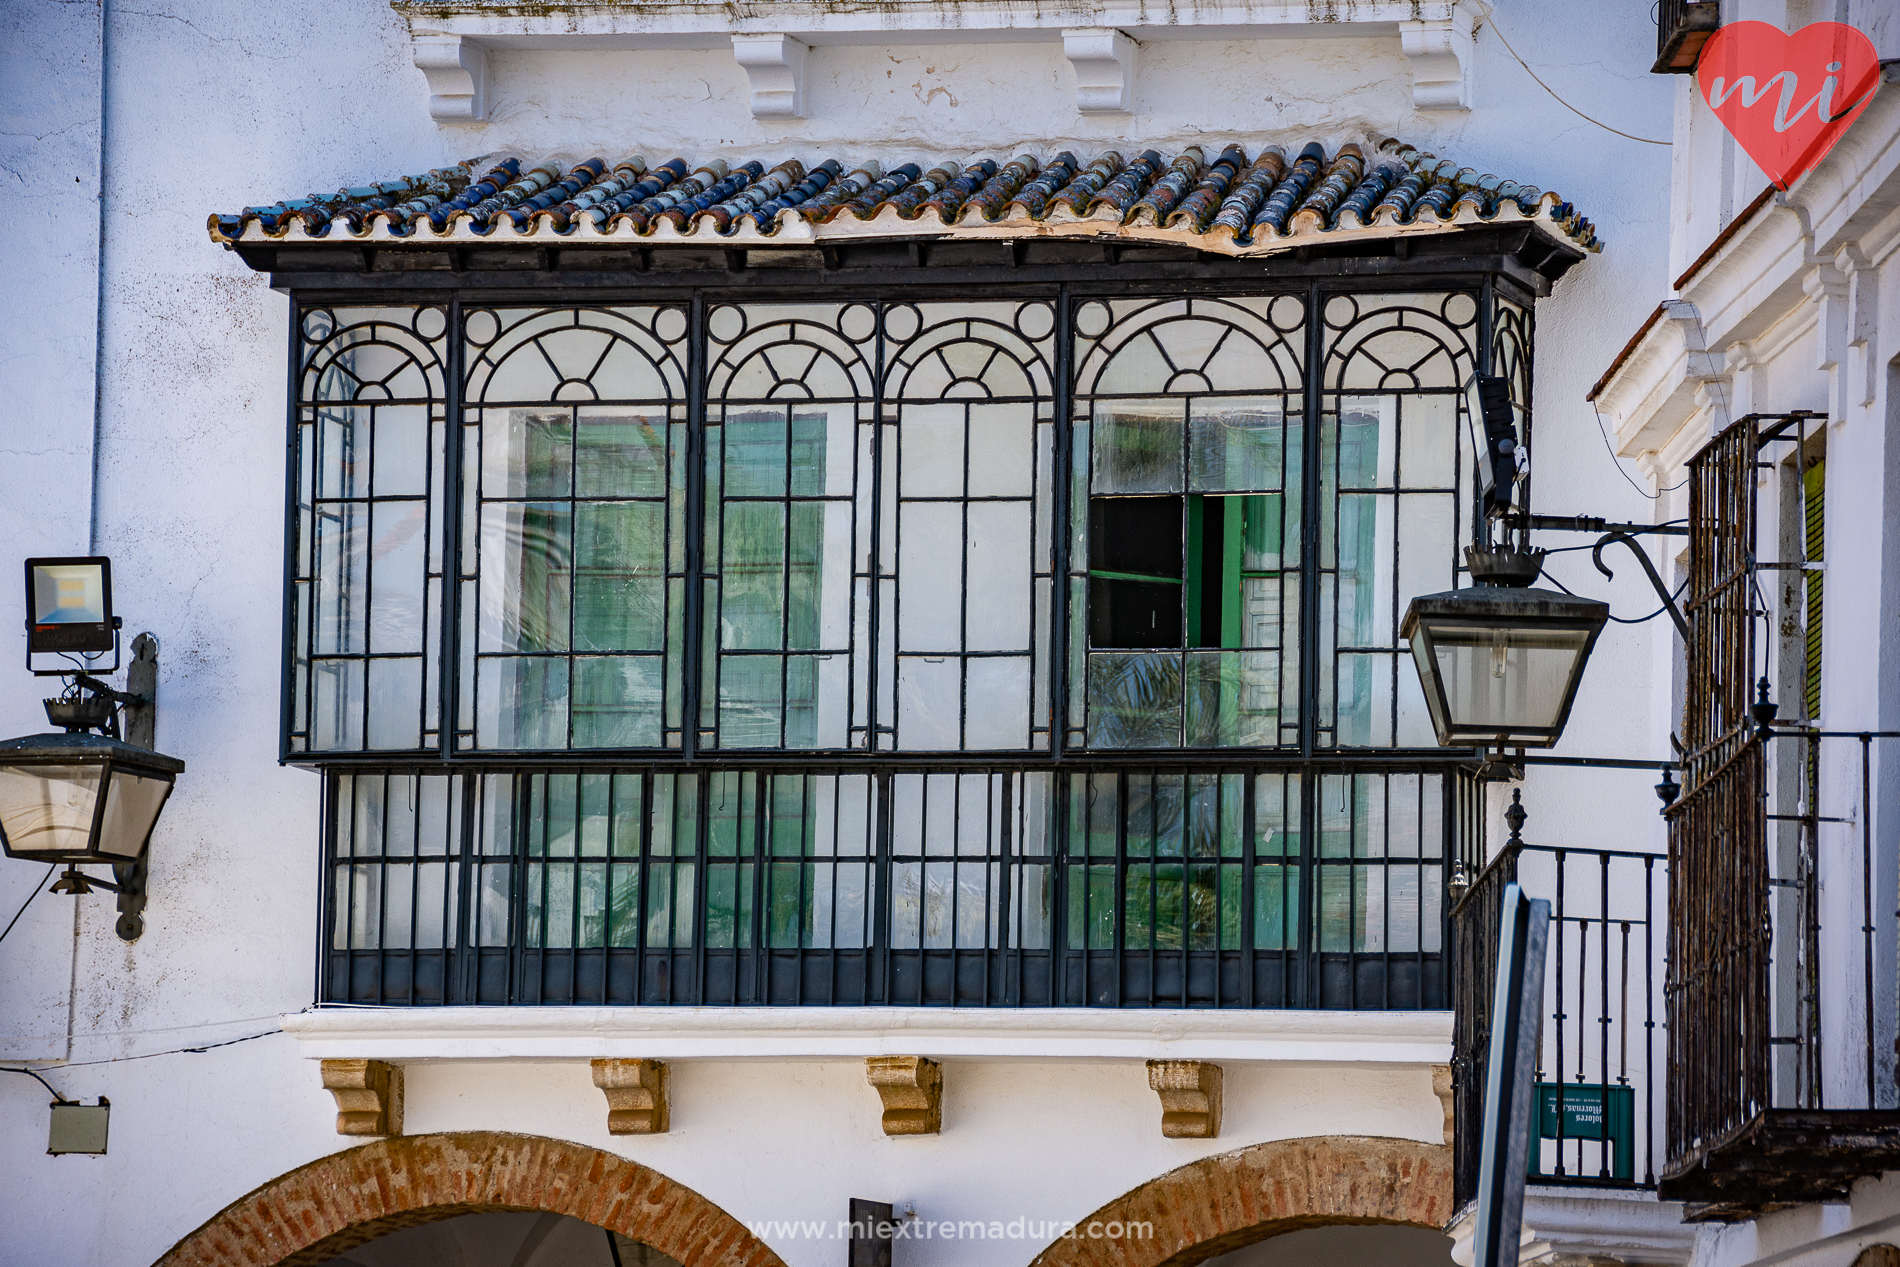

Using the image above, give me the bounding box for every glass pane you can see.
[572,656,662,748]
[573,501,664,651]
[484,409,572,498]
[1087,652,1182,748]
[478,656,569,749]
[721,502,785,649]
[1093,401,1183,494]
[1189,399,1284,492]
[576,408,666,498]
[479,503,571,653]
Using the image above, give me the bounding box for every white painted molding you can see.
[1398,0,1485,112]
[1062,27,1138,115]
[1446,1186,1694,1266]
[412,32,487,122]
[281,1006,1453,1064]
[732,33,808,120]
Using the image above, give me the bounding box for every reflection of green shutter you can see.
[1186,495,1265,650]
[1804,460,1824,721]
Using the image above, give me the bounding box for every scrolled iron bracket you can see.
[1591,531,1690,640]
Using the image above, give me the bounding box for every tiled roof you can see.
[208,137,1599,259]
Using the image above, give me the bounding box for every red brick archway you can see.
[1028,1136,1452,1267]
[154,1131,789,1267]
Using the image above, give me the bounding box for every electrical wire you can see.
[0,1066,69,1102]
[0,1028,281,1076]
[1540,568,1689,624]
[1485,18,1672,145]
[0,865,56,946]
[1592,401,1687,500]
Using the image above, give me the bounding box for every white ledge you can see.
[394,2,1478,47]
[282,1006,1453,1064]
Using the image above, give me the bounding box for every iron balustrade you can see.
[1452,819,1666,1206]
[289,281,1523,1013]
[1663,411,1900,1215]
[320,761,1477,1008]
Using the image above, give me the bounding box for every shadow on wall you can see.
[1201,1224,1453,1267]
[318,1211,682,1267]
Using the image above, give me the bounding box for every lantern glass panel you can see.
[99,769,172,859]
[0,763,104,858]
[1420,624,1590,734]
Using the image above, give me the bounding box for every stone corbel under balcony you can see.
[733,33,809,120]
[591,1058,670,1134]
[1062,28,1138,115]
[1399,0,1486,112]
[1146,1060,1222,1138]
[412,32,487,122]
[321,1058,403,1136]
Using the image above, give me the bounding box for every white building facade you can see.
[13,2,1883,1265]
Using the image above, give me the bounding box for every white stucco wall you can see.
[0,2,1681,1264]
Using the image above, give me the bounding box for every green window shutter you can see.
[1804,459,1824,721]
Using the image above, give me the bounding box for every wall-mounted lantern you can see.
[1401,555,1609,751]
[2,558,182,940]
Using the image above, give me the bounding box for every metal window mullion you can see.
[873,770,893,1004]
[1241,768,1256,1007]
[318,769,337,1002]
[1300,284,1323,756]
[407,773,422,1005]
[691,771,709,1006]
[282,304,305,761]
[682,293,708,759]
[1051,284,1075,758]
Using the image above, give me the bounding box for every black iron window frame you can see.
[287,272,1531,1009]
[283,277,1531,765]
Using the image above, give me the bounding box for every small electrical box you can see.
[848,1199,893,1267]
[48,1098,109,1155]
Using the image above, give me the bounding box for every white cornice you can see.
[395,0,1488,120]
[1592,83,1900,471]
[280,1006,1453,1064]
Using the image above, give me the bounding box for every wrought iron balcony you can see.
[1663,728,1900,1218]
[1452,812,1667,1207]
[1660,413,1900,1219]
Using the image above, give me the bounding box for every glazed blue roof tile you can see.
[209,136,1599,256]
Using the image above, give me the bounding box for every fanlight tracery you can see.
[301,306,447,404]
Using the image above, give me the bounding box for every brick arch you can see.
[154,1131,789,1267]
[1028,1136,1452,1267]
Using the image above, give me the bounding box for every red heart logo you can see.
[1697,21,1879,191]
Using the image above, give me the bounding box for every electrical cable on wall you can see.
[1483,18,1672,146]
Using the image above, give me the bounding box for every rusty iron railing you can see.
[1453,794,1666,1205]
[1665,413,1767,1179]
[1661,411,1900,1213]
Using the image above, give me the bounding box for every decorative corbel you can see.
[1062,28,1138,115]
[412,32,488,122]
[1399,1,1483,112]
[1146,1060,1222,1138]
[1432,1064,1454,1145]
[733,33,809,120]
[321,1059,402,1136]
[591,1059,669,1134]
[1836,244,1877,408]
[865,1056,942,1136]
